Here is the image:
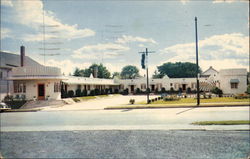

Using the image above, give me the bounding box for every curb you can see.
[105,104,249,110]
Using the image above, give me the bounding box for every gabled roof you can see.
[0,51,42,69]
[202,66,218,75]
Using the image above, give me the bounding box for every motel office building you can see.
[0,47,248,101]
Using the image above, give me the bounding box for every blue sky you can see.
[1,0,249,76]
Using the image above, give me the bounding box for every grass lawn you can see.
[73,94,120,102]
[191,120,250,125]
[138,97,249,105]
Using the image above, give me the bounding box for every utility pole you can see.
[195,17,200,106]
[139,48,155,104]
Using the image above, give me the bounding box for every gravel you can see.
[1,130,249,159]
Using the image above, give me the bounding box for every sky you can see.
[1,0,249,77]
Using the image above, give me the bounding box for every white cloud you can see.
[1,0,13,7]
[116,35,157,45]
[160,33,249,71]
[212,0,248,3]
[1,28,12,39]
[10,0,95,41]
[72,43,130,59]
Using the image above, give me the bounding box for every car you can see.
[0,102,9,109]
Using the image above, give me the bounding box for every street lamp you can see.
[195,17,200,106]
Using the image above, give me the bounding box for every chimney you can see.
[20,46,25,67]
[93,67,98,78]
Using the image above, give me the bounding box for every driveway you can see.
[42,95,158,111]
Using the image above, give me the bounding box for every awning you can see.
[230,79,239,83]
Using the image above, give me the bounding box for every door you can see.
[130,85,134,93]
[151,85,155,91]
[182,84,186,91]
[38,84,45,100]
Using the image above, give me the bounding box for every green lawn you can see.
[191,120,250,125]
[139,97,249,105]
[73,94,120,102]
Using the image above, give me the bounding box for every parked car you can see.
[0,102,10,111]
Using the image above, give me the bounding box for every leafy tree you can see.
[112,72,121,79]
[121,65,140,79]
[156,62,202,78]
[72,63,111,79]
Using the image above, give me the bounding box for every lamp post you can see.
[195,17,200,106]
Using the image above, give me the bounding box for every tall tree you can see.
[72,63,111,79]
[156,62,202,78]
[121,65,140,79]
[112,72,121,79]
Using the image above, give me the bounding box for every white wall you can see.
[219,69,247,94]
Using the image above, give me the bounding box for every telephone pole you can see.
[195,17,200,106]
[139,48,155,104]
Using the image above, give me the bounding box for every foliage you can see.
[246,84,250,94]
[61,89,68,98]
[163,95,180,101]
[129,99,135,104]
[94,89,100,95]
[81,90,87,96]
[121,65,140,79]
[234,94,250,99]
[75,89,82,97]
[156,62,202,78]
[192,120,250,125]
[72,98,81,102]
[112,72,121,79]
[68,90,74,98]
[122,88,129,95]
[161,87,166,94]
[211,87,223,96]
[4,101,27,109]
[187,87,191,94]
[73,63,111,79]
[135,88,141,94]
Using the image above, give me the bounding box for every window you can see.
[141,84,146,89]
[231,83,238,89]
[170,83,173,87]
[0,72,3,79]
[54,82,61,92]
[14,82,26,93]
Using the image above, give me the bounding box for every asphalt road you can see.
[1,107,249,131]
[1,130,249,159]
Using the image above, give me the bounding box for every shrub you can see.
[161,87,166,94]
[178,88,183,93]
[114,89,119,94]
[129,99,135,104]
[75,89,81,97]
[61,89,68,98]
[122,88,129,95]
[246,84,250,94]
[68,90,74,98]
[163,95,180,101]
[105,88,109,94]
[72,98,80,102]
[94,89,100,95]
[187,87,192,94]
[81,90,87,96]
[135,88,141,94]
[211,87,223,97]
[3,95,13,102]
[89,90,95,96]
[146,88,151,93]
[170,87,174,94]
[109,88,113,94]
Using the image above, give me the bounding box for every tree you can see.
[156,62,202,78]
[121,65,140,79]
[112,72,121,79]
[72,63,111,79]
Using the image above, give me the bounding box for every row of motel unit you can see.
[0,46,248,101]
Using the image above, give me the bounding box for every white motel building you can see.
[0,46,248,101]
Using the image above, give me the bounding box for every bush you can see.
[72,98,81,102]
[105,88,109,94]
[161,87,166,94]
[61,89,68,98]
[114,89,119,94]
[109,88,113,94]
[122,88,129,95]
[75,89,81,97]
[5,100,27,109]
[94,89,100,95]
[81,90,87,96]
[68,90,74,98]
[129,99,135,104]
[3,95,14,102]
[246,85,250,94]
[163,95,180,101]
[135,88,141,94]
[89,90,95,96]
[187,87,191,94]
[211,87,223,97]
[170,87,174,94]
